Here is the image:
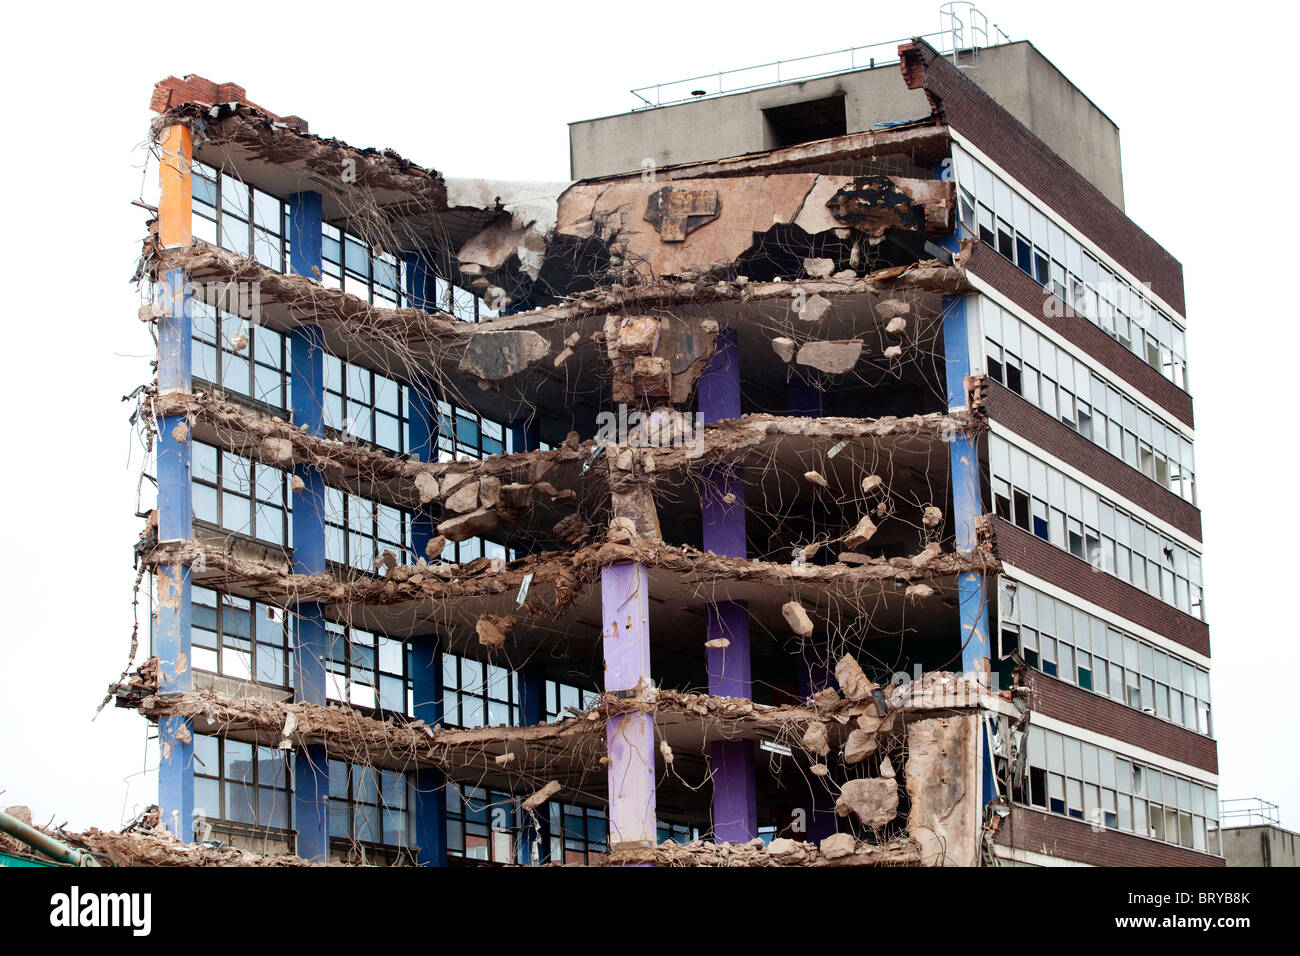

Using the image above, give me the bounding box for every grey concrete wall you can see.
[965,43,1124,209]
[569,66,929,180]
[569,41,1125,209]
[1220,825,1300,867]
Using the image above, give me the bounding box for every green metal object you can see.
[0,809,102,867]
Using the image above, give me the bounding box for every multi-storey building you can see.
[116,21,1217,867]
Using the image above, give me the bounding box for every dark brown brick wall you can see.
[992,518,1210,657]
[968,244,1194,428]
[906,43,1186,316]
[150,75,308,131]
[985,381,1201,540]
[997,806,1224,866]
[1025,670,1217,773]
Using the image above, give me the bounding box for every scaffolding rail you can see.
[630,4,1010,110]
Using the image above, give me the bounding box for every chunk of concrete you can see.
[413,472,440,504]
[844,515,877,549]
[438,508,498,542]
[444,478,480,514]
[782,601,815,638]
[803,257,835,278]
[801,720,830,757]
[843,729,878,764]
[835,777,898,829]
[458,329,551,380]
[796,339,863,375]
[835,654,877,702]
[795,293,832,324]
[819,832,855,859]
[771,336,796,363]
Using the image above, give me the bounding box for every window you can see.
[442,653,519,728]
[191,164,288,272]
[979,297,1195,504]
[989,435,1203,619]
[954,145,1188,390]
[191,441,292,548]
[549,801,608,864]
[328,760,411,848]
[999,579,1210,733]
[762,95,847,150]
[326,624,412,716]
[545,679,601,723]
[193,734,292,832]
[323,488,411,571]
[191,301,288,409]
[320,224,404,308]
[1019,726,1215,853]
[190,586,290,687]
[446,784,516,863]
[323,355,410,453]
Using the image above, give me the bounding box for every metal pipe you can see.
[0,809,102,867]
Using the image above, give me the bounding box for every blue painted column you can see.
[942,290,996,810]
[410,640,448,866]
[516,662,550,864]
[404,251,449,865]
[155,123,194,841]
[286,190,332,863]
[698,329,757,843]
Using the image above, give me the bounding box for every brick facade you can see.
[985,380,1201,540]
[1024,670,1217,773]
[901,41,1186,316]
[996,806,1223,866]
[992,518,1210,657]
[150,75,308,131]
[968,244,1194,427]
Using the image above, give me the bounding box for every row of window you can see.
[952,145,1188,391]
[187,587,595,729]
[191,301,288,410]
[979,297,1196,504]
[328,759,412,848]
[989,434,1204,619]
[998,579,1211,735]
[190,162,496,322]
[1016,726,1219,854]
[192,441,293,548]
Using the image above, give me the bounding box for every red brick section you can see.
[996,806,1223,866]
[900,40,1186,317]
[992,518,1210,657]
[1025,670,1218,773]
[968,243,1194,428]
[985,381,1201,540]
[150,75,309,132]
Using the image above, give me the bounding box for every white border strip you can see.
[950,129,1187,326]
[993,846,1093,867]
[966,279,1193,436]
[1000,561,1211,668]
[989,421,1202,552]
[986,698,1218,784]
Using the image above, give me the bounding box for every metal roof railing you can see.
[630,4,1010,110]
[1218,797,1282,828]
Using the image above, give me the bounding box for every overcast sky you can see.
[1,0,1295,837]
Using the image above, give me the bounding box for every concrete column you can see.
[287,190,331,863]
[411,639,447,866]
[402,251,449,865]
[155,123,194,841]
[942,291,995,808]
[516,662,550,864]
[698,329,757,842]
[602,562,656,865]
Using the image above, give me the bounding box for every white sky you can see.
[1,0,1295,837]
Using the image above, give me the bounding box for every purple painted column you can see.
[699,329,758,842]
[602,561,657,865]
